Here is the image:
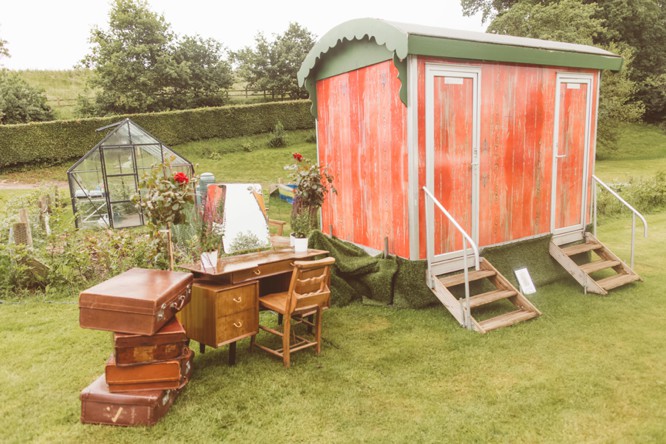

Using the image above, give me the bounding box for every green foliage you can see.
[596,44,646,157]
[596,172,666,217]
[266,120,286,148]
[0,35,8,60]
[0,70,54,124]
[234,22,316,100]
[79,0,233,115]
[131,157,196,229]
[290,210,311,238]
[487,0,604,43]
[289,152,336,212]
[0,99,314,168]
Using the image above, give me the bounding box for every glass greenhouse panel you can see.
[106,176,137,203]
[102,147,135,175]
[111,202,142,228]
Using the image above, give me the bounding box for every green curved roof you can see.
[298,18,623,116]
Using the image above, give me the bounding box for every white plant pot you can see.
[200,250,218,272]
[293,237,308,253]
[289,233,296,247]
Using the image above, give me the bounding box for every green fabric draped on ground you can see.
[308,231,437,308]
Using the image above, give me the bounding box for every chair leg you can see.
[315,308,323,355]
[282,316,291,368]
[250,334,255,350]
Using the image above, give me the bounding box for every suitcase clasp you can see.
[169,293,187,312]
[156,303,167,321]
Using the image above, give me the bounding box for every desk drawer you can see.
[215,282,257,314]
[231,259,294,284]
[215,309,257,345]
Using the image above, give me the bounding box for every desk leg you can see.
[228,341,237,366]
[199,343,205,354]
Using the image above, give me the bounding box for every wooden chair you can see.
[251,257,335,367]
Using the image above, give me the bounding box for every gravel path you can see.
[0,180,68,190]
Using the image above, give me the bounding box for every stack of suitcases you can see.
[78,268,194,427]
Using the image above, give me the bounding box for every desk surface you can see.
[179,248,328,277]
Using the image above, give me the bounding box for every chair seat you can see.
[259,292,290,314]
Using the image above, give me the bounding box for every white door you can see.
[425,64,480,268]
[551,74,593,241]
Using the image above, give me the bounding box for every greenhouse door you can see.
[100,146,144,228]
[425,64,480,270]
[551,74,593,243]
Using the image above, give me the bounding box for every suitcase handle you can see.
[169,294,187,312]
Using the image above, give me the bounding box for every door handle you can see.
[555,154,567,158]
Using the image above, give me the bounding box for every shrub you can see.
[596,172,666,218]
[267,120,287,148]
[0,100,314,168]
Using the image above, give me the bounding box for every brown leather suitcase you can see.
[105,347,194,393]
[114,317,189,366]
[79,268,193,335]
[80,374,177,426]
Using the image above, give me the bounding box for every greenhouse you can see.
[67,118,194,229]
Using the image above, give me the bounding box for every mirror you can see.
[204,183,271,254]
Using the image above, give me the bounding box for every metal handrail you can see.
[592,175,648,268]
[423,186,479,329]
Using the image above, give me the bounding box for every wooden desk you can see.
[178,248,328,365]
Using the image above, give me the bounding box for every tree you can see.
[0,37,8,60]
[80,0,233,115]
[0,70,54,124]
[171,36,234,109]
[234,22,316,99]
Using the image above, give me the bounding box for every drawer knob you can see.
[253,269,261,275]
[233,321,243,328]
[232,297,242,303]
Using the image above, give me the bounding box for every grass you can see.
[0,210,664,442]
[596,122,666,181]
[17,69,93,120]
[1,118,665,442]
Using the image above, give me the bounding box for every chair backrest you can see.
[286,257,335,314]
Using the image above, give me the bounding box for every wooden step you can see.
[579,260,621,274]
[438,269,496,288]
[561,241,604,256]
[466,289,517,309]
[478,310,539,332]
[596,273,641,291]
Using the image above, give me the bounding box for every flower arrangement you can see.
[131,156,196,269]
[289,152,336,236]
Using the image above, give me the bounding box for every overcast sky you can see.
[0,0,486,70]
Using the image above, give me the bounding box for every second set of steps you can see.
[549,232,641,295]
[429,257,541,333]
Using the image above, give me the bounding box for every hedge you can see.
[0,100,314,168]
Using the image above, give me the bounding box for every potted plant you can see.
[290,210,311,253]
[288,152,336,242]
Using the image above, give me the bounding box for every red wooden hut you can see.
[298,19,642,331]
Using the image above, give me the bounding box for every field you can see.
[0,124,665,442]
[15,70,276,120]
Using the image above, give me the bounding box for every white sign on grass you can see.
[514,267,536,295]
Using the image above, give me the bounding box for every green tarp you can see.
[308,231,437,308]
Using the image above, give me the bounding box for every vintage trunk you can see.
[79,268,193,335]
[113,317,189,366]
[80,374,178,426]
[105,347,194,393]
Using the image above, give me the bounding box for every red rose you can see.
[174,172,189,184]
[293,152,303,162]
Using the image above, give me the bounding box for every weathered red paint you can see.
[317,60,409,257]
[417,57,598,258]
[315,56,598,260]
[432,76,474,255]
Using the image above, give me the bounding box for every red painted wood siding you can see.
[417,57,598,258]
[432,76,474,254]
[554,82,589,229]
[316,60,409,257]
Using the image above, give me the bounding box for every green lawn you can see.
[595,123,666,181]
[17,69,93,120]
[0,210,664,442]
[1,122,665,442]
